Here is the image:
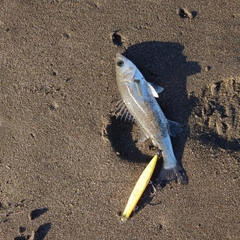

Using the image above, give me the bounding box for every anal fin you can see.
[168,120,182,137]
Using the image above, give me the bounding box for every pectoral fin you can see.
[168,120,182,137]
[147,82,164,98]
[134,79,143,97]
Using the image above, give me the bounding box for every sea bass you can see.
[115,53,187,185]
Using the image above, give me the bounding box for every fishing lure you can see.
[121,153,160,221]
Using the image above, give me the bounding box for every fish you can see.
[115,53,188,185]
[121,153,159,222]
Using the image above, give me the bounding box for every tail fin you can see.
[156,163,188,185]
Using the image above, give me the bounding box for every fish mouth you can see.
[115,53,128,64]
[116,53,124,59]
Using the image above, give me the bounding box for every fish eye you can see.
[117,60,124,67]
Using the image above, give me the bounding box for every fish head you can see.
[116,53,148,98]
[115,53,137,82]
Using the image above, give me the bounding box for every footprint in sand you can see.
[195,77,240,141]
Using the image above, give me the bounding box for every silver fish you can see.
[115,53,187,185]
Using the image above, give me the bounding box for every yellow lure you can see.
[121,154,158,221]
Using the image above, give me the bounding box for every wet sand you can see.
[0,1,239,239]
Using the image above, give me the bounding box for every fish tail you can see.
[156,162,188,185]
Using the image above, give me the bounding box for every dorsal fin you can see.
[115,97,134,122]
[137,127,149,144]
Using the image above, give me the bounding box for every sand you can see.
[0,1,239,239]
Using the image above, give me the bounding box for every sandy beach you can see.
[0,1,239,239]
